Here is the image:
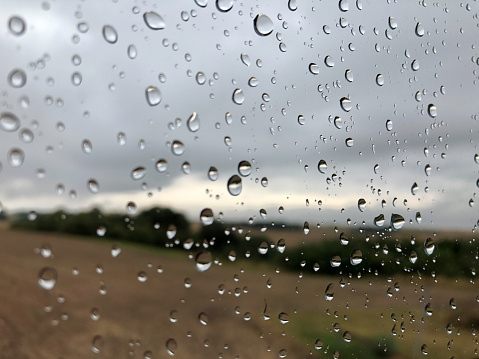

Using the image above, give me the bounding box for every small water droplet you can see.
[117,132,127,145]
[358,198,366,212]
[143,11,166,30]
[420,344,428,355]
[318,160,327,173]
[345,138,354,147]
[8,69,27,88]
[102,25,118,44]
[340,97,352,112]
[411,182,419,195]
[131,167,147,180]
[343,331,352,342]
[376,74,384,86]
[324,55,335,67]
[8,16,26,36]
[171,140,185,156]
[200,208,214,225]
[186,113,200,132]
[166,225,177,239]
[288,0,298,11]
[449,298,456,310]
[38,267,57,290]
[232,88,244,105]
[277,238,286,253]
[156,159,168,173]
[339,0,349,12]
[350,249,362,265]
[195,251,212,272]
[391,214,405,230]
[0,112,20,132]
[91,335,104,354]
[278,312,289,324]
[195,72,206,85]
[166,338,177,356]
[424,237,435,256]
[257,241,269,255]
[111,244,121,257]
[181,161,191,174]
[374,214,385,227]
[240,53,251,66]
[427,104,437,118]
[127,44,137,59]
[309,63,319,75]
[411,59,420,71]
[315,339,323,350]
[87,179,99,194]
[126,201,137,214]
[388,16,398,30]
[145,86,162,106]
[254,14,274,36]
[330,255,341,267]
[8,148,24,167]
[137,271,147,282]
[208,167,218,181]
[81,140,92,154]
[96,226,106,237]
[303,221,310,235]
[415,22,425,37]
[345,69,354,82]
[238,161,252,177]
[227,175,242,196]
[216,0,234,12]
[261,177,268,187]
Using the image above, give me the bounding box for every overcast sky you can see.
[0,0,478,231]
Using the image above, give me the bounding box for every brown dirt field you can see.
[0,228,477,359]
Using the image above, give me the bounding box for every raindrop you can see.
[166,338,177,356]
[200,208,214,225]
[340,232,349,245]
[261,177,268,187]
[127,44,137,59]
[421,344,428,355]
[376,74,384,86]
[146,86,162,106]
[91,335,104,354]
[195,0,208,7]
[386,119,393,131]
[102,25,118,44]
[411,59,420,71]
[81,140,92,154]
[277,239,286,253]
[339,0,349,12]
[198,312,208,325]
[240,53,251,66]
[8,16,26,36]
[391,214,405,230]
[388,16,398,30]
[424,238,435,256]
[137,271,147,282]
[71,72,82,86]
[96,226,106,237]
[424,164,431,176]
[334,116,342,129]
[195,251,212,272]
[297,115,305,125]
[314,339,323,350]
[238,161,252,177]
[216,0,234,12]
[19,128,33,143]
[111,244,121,258]
[156,159,168,173]
[166,225,177,239]
[8,69,27,88]
[28,211,37,221]
[358,198,366,212]
[318,160,327,173]
[181,161,191,174]
[257,241,268,254]
[343,331,352,343]
[40,244,52,258]
[345,138,354,147]
[8,148,24,167]
[288,0,298,11]
[208,167,218,181]
[87,179,99,194]
[409,251,418,264]
[345,69,354,82]
[143,11,166,30]
[427,104,437,118]
[278,312,289,324]
[232,88,245,105]
[309,63,319,75]
[195,71,206,85]
[324,55,335,67]
[248,77,258,87]
[279,349,287,358]
[171,140,185,155]
[253,14,274,36]
[340,97,352,112]
[38,267,57,290]
[415,22,425,37]
[0,112,20,132]
[227,175,242,196]
[350,250,362,265]
[374,214,385,227]
[425,303,433,316]
[411,182,419,195]
[117,132,127,145]
[126,201,137,214]
[131,167,146,180]
[228,250,236,261]
[330,255,341,267]
[449,298,456,310]
[303,221,310,235]
[186,113,200,132]
[325,283,334,301]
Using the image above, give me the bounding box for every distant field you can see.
[0,228,477,359]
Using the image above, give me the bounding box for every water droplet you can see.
[8,69,27,88]
[131,167,147,180]
[38,267,57,290]
[187,113,200,132]
[181,161,191,174]
[166,225,177,239]
[427,104,437,118]
[195,72,206,85]
[425,303,433,316]
[102,25,118,44]
[171,140,185,156]
[374,214,385,227]
[71,72,82,86]
[424,238,435,256]
[449,298,456,310]
[388,16,398,30]
[411,59,420,71]
[216,0,234,12]
[0,112,20,132]
[408,251,417,264]
[8,148,24,167]
[257,241,268,255]
[227,175,242,196]
[391,214,405,230]
[303,221,310,235]
[340,97,352,112]
[339,0,349,12]
[126,201,137,214]
[111,244,121,257]
[208,167,218,181]
[232,88,244,105]
[238,161,251,177]
[421,344,428,355]
[127,44,137,59]
[279,349,287,358]
[240,53,251,66]
[200,208,214,225]
[198,312,208,325]
[137,271,147,282]
[195,0,208,7]
[28,211,37,221]
[345,69,354,82]
[315,339,323,350]
[87,179,99,194]
[345,138,354,147]
[195,251,212,272]
[324,55,335,67]
[143,11,166,30]
[91,335,104,354]
[146,86,162,106]
[261,177,268,187]
[411,182,419,195]
[156,159,168,173]
[309,63,319,75]
[343,331,352,342]
[40,244,52,258]
[288,0,298,11]
[325,283,334,301]
[228,250,236,261]
[340,232,349,245]
[253,14,274,36]
[318,160,327,174]
[166,338,177,356]
[8,16,26,36]
[81,140,92,154]
[358,198,366,212]
[376,74,384,86]
[278,312,289,324]
[117,132,127,145]
[350,250,362,265]
[330,255,341,267]
[424,164,431,176]
[96,226,106,237]
[277,238,286,253]
[415,22,425,37]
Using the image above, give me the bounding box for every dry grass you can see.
[0,228,477,359]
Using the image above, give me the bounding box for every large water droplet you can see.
[253,14,274,36]
[330,255,341,267]
[227,175,242,196]
[257,241,268,254]
[376,74,384,86]
[315,339,323,350]
[143,11,166,30]
[318,160,327,174]
[345,138,354,147]
[427,104,437,118]
[421,344,428,355]
[277,238,286,253]
[411,59,420,71]
[0,112,20,132]
[232,88,244,105]
[424,237,435,256]
[216,0,234,12]
[374,214,385,227]
[181,161,191,174]
[391,214,405,230]
[126,201,137,214]
[146,86,162,106]
[187,112,200,132]
[411,182,419,195]
[127,44,137,59]
[415,22,425,37]
[38,267,57,290]
[409,251,418,264]
[91,335,104,354]
[131,167,147,180]
[8,69,27,88]
[388,16,398,30]
[350,250,362,265]
[200,208,214,225]
[208,167,218,181]
[87,179,100,194]
[238,161,252,177]
[309,63,319,75]
[358,198,366,212]
[324,55,335,67]
[81,140,92,154]
[171,140,185,156]
[339,0,349,12]
[288,0,298,11]
[156,159,168,173]
[340,97,352,112]
[278,312,289,324]
[8,16,26,36]
[102,25,118,44]
[195,251,212,272]
[195,0,208,7]
[166,338,177,356]
[8,148,24,167]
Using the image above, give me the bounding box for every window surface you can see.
[0,0,478,358]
